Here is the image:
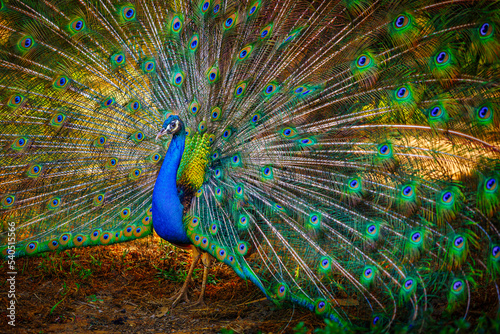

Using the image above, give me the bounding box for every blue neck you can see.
[152,132,190,245]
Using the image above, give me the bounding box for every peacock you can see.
[1,0,500,330]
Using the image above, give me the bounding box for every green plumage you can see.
[0,0,500,330]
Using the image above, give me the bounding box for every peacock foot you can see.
[169,287,190,308]
[185,252,214,309]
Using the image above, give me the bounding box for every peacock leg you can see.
[190,252,214,307]
[169,246,202,308]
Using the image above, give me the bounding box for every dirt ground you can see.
[0,234,324,334]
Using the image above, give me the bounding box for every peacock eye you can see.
[479,22,493,38]
[394,14,410,29]
[492,246,500,257]
[430,106,441,117]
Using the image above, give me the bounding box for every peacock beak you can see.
[155,128,168,141]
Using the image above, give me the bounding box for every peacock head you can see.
[156,115,185,140]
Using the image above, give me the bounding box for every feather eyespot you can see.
[207,67,219,83]
[402,185,414,198]
[128,100,140,113]
[234,184,244,199]
[189,34,199,52]
[453,235,465,249]
[260,23,273,39]
[8,94,25,108]
[283,30,300,44]
[214,168,221,178]
[441,191,453,204]
[48,197,61,210]
[171,16,182,33]
[485,177,498,192]
[197,121,207,133]
[26,242,38,254]
[236,241,248,255]
[429,105,443,119]
[410,231,421,244]
[395,86,410,100]
[403,278,414,291]
[234,82,247,97]
[435,51,450,66]
[133,227,143,237]
[102,97,115,108]
[224,13,237,30]
[315,299,328,315]
[53,75,69,89]
[281,127,297,138]
[69,18,86,34]
[111,53,126,67]
[363,267,373,279]
[232,154,241,165]
[142,60,155,73]
[18,35,34,52]
[142,214,151,225]
[356,54,372,69]
[124,225,134,237]
[172,71,185,86]
[1,195,15,209]
[262,165,273,179]
[276,283,287,299]
[27,164,42,178]
[264,83,277,96]
[237,45,253,61]
[213,3,220,15]
[210,223,218,235]
[308,213,321,228]
[201,237,209,249]
[476,105,492,122]
[492,245,500,259]
[192,234,201,246]
[201,0,210,13]
[394,14,410,30]
[189,99,200,115]
[105,157,118,170]
[11,136,29,151]
[348,178,361,190]
[479,22,493,38]
[222,128,232,139]
[451,279,464,294]
[319,256,331,272]
[150,153,161,163]
[216,247,227,261]
[130,131,145,143]
[73,234,86,246]
[93,193,105,206]
[94,135,107,148]
[251,113,261,123]
[211,107,221,120]
[48,239,59,251]
[248,1,260,16]
[377,143,391,157]
[120,207,131,220]
[367,224,377,235]
[129,168,142,180]
[121,6,136,21]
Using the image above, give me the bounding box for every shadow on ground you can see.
[0,234,323,333]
